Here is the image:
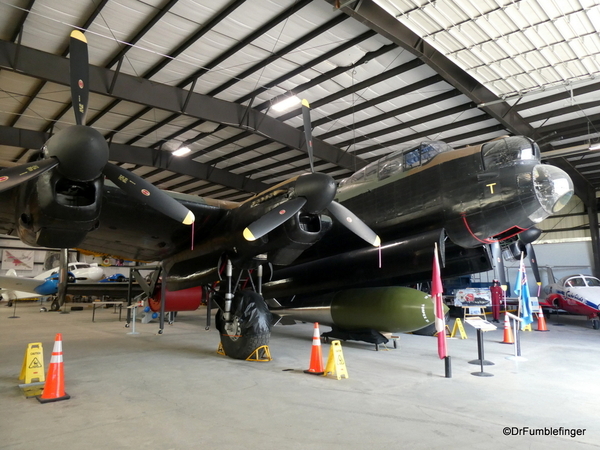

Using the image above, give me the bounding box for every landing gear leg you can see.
[158,273,166,335]
[205,292,212,331]
[215,261,272,359]
[216,291,272,359]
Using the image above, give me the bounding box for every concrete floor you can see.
[1,301,599,450]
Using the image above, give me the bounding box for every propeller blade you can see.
[103,163,195,225]
[69,30,89,126]
[327,200,380,247]
[243,197,307,241]
[0,158,59,192]
[526,242,541,286]
[490,241,507,290]
[301,99,315,173]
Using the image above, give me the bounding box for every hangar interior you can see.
[1,0,600,448]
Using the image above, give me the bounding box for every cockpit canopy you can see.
[562,275,600,288]
[339,141,453,188]
[482,136,540,170]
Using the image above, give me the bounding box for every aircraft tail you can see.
[546,266,556,284]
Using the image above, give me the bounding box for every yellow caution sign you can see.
[19,342,45,384]
[324,340,348,380]
[450,318,468,339]
[522,323,532,332]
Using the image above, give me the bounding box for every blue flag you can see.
[514,256,533,329]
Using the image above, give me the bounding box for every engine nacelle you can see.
[148,286,206,312]
[16,170,102,248]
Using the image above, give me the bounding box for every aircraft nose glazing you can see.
[532,164,574,216]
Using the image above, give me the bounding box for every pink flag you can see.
[432,243,447,359]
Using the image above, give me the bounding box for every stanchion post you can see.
[505,312,526,361]
[476,328,483,361]
[127,304,139,335]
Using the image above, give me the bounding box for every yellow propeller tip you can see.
[182,211,195,225]
[70,30,87,43]
[301,99,310,108]
[373,236,381,247]
[243,228,256,241]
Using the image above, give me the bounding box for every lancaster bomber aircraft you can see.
[0,31,574,358]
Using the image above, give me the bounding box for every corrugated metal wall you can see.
[537,195,594,244]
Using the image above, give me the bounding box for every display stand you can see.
[453,288,491,323]
[465,318,497,377]
[464,306,487,321]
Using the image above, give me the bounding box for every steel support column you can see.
[588,195,600,278]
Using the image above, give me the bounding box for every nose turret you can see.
[529,164,574,223]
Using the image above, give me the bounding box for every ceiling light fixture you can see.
[172,146,191,157]
[542,142,600,160]
[272,95,301,112]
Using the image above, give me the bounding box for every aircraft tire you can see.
[215,291,272,360]
[50,298,60,311]
[593,319,599,330]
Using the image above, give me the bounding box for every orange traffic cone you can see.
[37,333,70,403]
[536,307,549,332]
[304,323,324,375]
[501,314,514,344]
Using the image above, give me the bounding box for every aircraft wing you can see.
[0,275,46,294]
[0,185,235,263]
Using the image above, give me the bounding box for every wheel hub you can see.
[223,316,242,342]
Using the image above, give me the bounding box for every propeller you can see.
[326,200,380,247]
[301,99,315,173]
[243,100,380,247]
[526,242,541,287]
[0,30,195,226]
[69,30,89,126]
[0,159,59,190]
[504,227,542,286]
[519,227,542,286]
[243,197,307,241]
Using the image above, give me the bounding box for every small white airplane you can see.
[0,262,105,305]
[541,274,600,329]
